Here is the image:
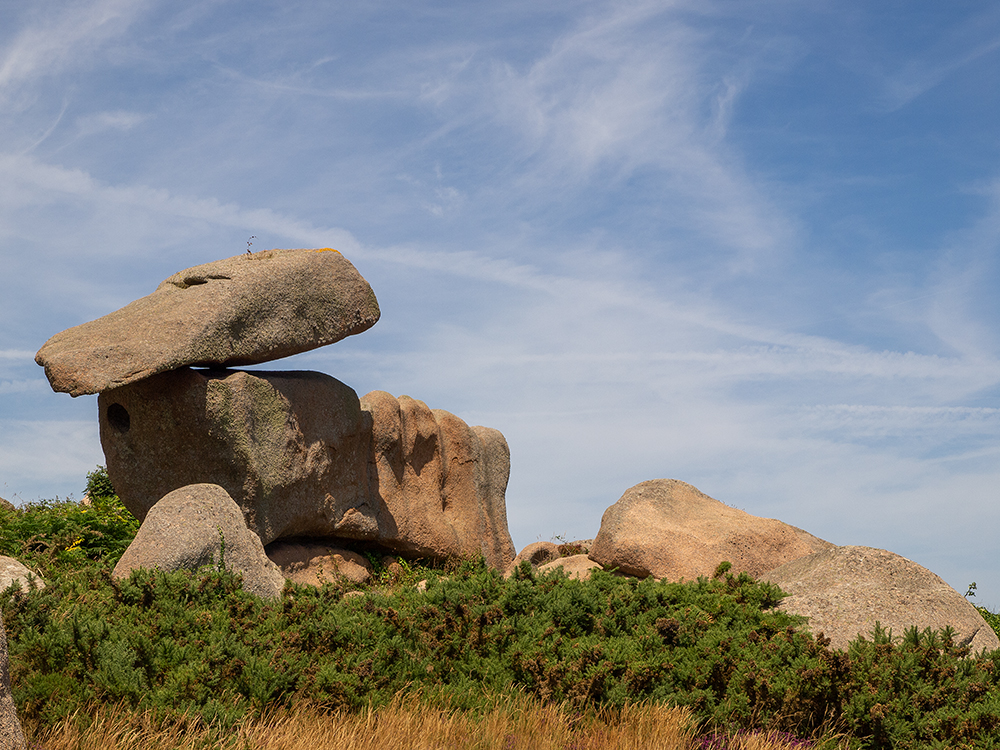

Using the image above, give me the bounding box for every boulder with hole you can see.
[589,479,833,580]
[99,370,515,570]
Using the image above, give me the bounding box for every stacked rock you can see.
[36,249,515,594]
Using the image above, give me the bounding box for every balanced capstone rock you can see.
[35,248,380,396]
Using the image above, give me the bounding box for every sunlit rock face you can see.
[39,247,514,570]
[99,368,515,569]
[589,478,833,581]
[36,248,380,397]
[762,546,1000,654]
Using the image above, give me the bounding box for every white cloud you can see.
[75,109,147,136]
[0,152,363,256]
[881,30,1000,110]
[0,350,36,360]
[0,0,146,95]
[470,2,796,270]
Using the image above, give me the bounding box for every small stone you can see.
[504,541,560,578]
[537,554,604,581]
[0,556,45,596]
[266,541,372,586]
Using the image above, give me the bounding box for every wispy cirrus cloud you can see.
[75,110,148,137]
[0,0,147,94]
[875,6,1000,110]
[477,1,795,268]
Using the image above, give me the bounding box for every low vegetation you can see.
[11,697,825,750]
[2,469,1000,749]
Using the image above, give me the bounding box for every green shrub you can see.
[6,558,1000,749]
[85,465,117,500]
[977,605,1000,641]
[0,467,139,575]
[5,470,1000,749]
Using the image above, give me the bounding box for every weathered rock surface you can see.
[361,390,514,568]
[761,546,1000,654]
[36,248,380,396]
[0,557,44,596]
[266,541,372,586]
[537,554,604,581]
[99,369,515,569]
[100,368,372,544]
[589,479,833,581]
[112,484,285,599]
[0,497,13,512]
[0,613,26,750]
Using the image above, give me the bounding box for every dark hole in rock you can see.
[107,403,130,434]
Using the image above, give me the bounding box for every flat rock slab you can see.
[36,248,380,396]
[761,545,1000,654]
[589,479,833,581]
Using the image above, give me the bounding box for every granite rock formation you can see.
[38,248,514,573]
[361,390,514,567]
[112,483,286,599]
[761,545,1000,654]
[36,249,380,396]
[99,369,515,570]
[589,479,833,580]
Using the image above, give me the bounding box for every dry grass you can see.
[25,695,842,750]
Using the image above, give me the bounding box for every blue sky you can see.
[2,0,1000,605]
